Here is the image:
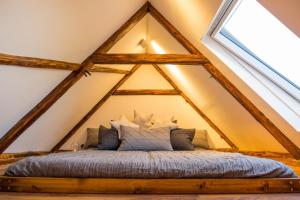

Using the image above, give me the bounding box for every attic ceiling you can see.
[0,0,299,155]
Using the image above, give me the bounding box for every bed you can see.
[5,149,296,178]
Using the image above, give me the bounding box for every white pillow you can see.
[110,114,139,138]
[151,116,178,130]
[151,122,178,130]
[153,115,176,123]
[133,110,153,128]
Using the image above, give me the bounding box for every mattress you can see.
[5,149,297,178]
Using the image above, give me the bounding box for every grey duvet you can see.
[5,150,296,178]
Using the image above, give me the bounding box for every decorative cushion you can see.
[97,126,120,150]
[151,121,178,130]
[152,115,177,123]
[171,128,195,150]
[84,128,99,149]
[110,114,139,138]
[118,126,173,151]
[192,130,209,149]
[151,115,178,130]
[133,110,153,128]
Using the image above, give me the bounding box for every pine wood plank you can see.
[0,53,130,74]
[0,53,80,70]
[0,177,299,194]
[113,89,179,95]
[90,65,130,74]
[1,193,300,200]
[92,54,209,65]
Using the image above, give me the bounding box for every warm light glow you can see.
[150,40,192,93]
[150,40,166,54]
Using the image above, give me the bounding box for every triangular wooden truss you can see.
[51,64,237,152]
[0,2,299,159]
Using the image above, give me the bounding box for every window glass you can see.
[220,0,300,88]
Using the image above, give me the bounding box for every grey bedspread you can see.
[5,150,296,178]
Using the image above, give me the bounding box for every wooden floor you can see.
[0,193,300,200]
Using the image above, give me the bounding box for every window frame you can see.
[209,0,300,102]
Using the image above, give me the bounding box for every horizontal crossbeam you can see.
[0,53,131,74]
[0,53,79,70]
[89,65,130,74]
[113,89,179,95]
[92,54,209,65]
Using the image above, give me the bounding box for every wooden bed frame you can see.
[0,176,299,194]
[0,150,299,194]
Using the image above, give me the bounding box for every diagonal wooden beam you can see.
[0,2,149,153]
[152,64,238,149]
[0,53,80,70]
[51,65,141,152]
[148,5,199,55]
[148,4,300,159]
[92,54,209,65]
[113,89,179,95]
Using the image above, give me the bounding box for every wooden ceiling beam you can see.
[113,89,179,95]
[92,54,209,65]
[89,65,130,74]
[0,53,79,70]
[0,2,149,153]
[148,4,300,159]
[0,53,131,74]
[148,5,199,55]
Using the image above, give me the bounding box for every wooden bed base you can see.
[0,176,299,194]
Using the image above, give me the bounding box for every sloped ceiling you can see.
[0,0,299,153]
[149,0,300,151]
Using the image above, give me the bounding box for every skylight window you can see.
[212,0,300,100]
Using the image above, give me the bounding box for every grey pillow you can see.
[97,126,120,150]
[171,128,195,150]
[192,130,209,149]
[118,126,173,151]
[84,128,99,148]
